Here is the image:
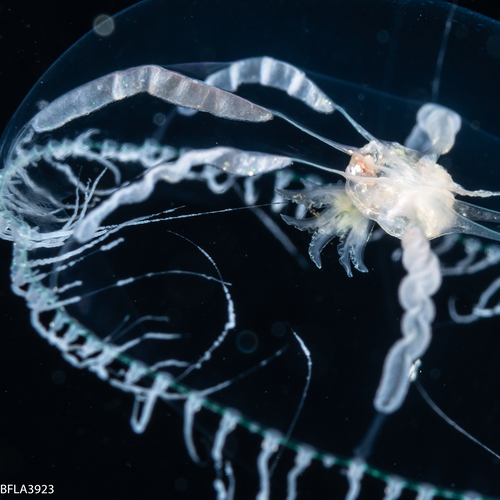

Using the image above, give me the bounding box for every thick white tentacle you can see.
[374,225,442,413]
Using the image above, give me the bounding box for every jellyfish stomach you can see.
[345,141,456,240]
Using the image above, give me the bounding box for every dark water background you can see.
[0,1,500,499]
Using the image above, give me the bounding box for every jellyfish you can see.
[1,1,500,499]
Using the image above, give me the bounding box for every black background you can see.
[1,1,500,500]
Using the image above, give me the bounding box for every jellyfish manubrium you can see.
[2,1,500,499]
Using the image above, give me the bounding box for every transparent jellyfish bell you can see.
[1,0,500,499]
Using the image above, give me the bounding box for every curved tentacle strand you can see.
[205,56,335,114]
[73,146,293,243]
[374,225,442,413]
[31,65,273,133]
[404,103,461,159]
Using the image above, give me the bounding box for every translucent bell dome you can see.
[1,1,499,499]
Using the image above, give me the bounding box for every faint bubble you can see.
[93,15,115,37]
[174,478,188,492]
[487,33,500,59]
[51,370,66,384]
[471,120,480,131]
[430,368,441,380]
[154,112,167,126]
[271,321,286,337]
[236,330,258,353]
[376,29,389,44]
